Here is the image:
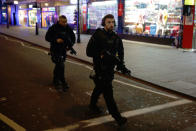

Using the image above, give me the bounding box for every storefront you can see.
[59,5,76,25]
[18,5,28,26]
[28,9,38,26]
[59,0,87,31]
[18,9,28,26]
[87,0,118,30]
[1,6,7,24]
[192,3,196,49]
[42,7,56,28]
[124,0,182,37]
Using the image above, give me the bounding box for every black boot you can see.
[115,116,127,126]
[53,79,61,90]
[61,80,69,92]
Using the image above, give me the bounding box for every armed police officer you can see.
[86,14,131,126]
[45,15,76,91]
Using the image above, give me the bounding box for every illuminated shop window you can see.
[87,0,118,30]
[124,0,182,36]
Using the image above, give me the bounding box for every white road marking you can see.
[45,124,79,131]
[68,59,178,99]
[1,35,48,54]
[114,79,178,99]
[20,42,25,46]
[0,113,26,131]
[45,99,192,131]
[4,36,8,40]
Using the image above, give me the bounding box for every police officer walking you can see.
[45,15,76,91]
[86,14,131,126]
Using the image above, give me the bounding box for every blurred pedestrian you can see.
[86,14,131,126]
[45,15,76,91]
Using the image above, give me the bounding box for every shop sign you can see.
[18,4,28,9]
[70,0,87,4]
[42,7,55,11]
[185,0,195,5]
[37,0,69,2]
[70,0,77,4]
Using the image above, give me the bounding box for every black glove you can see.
[67,46,77,55]
[70,48,77,55]
[116,64,131,76]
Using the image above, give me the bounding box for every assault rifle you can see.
[102,50,131,76]
[57,32,77,55]
[89,50,131,81]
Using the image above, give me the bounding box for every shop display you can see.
[59,5,77,24]
[18,10,28,26]
[42,7,56,28]
[88,0,118,29]
[28,9,37,26]
[1,6,7,24]
[124,0,182,36]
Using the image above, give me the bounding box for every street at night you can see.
[0,34,196,131]
[1,0,196,130]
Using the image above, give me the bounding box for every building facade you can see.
[0,0,195,49]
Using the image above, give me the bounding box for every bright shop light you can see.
[70,0,77,4]
[91,0,116,6]
[14,1,18,4]
[45,3,49,6]
[29,4,33,8]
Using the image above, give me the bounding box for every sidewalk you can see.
[1,25,196,98]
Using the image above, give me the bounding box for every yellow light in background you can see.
[184,0,195,5]
[45,3,49,6]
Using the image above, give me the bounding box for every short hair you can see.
[101,14,115,26]
[59,15,67,20]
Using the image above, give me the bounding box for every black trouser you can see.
[53,62,65,83]
[90,76,122,120]
[51,55,66,84]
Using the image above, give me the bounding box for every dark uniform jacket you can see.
[45,22,76,56]
[86,28,124,81]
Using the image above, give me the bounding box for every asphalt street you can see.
[0,35,196,131]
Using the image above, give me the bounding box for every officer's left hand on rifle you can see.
[100,50,131,76]
[67,46,77,55]
[116,63,131,76]
[66,41,76,55]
